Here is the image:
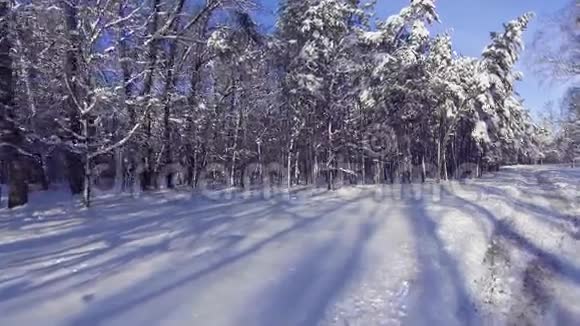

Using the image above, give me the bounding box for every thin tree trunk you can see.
[62,0,84,195]
[360,151,366,184]
[374,159,380,184]
[359,103,365,184]
[117,1,137,193]
[257,141,263,184]
[230,93,241,187]
[140,0,162,190]
[313,148,319,185]
[436,138,442,182]
[443,149,448,181]
[160,1,185,189]
[82,118,91,207]
[294,150,300,185]
[287,138,294,190]
[452,136,458,179]
[327,120,333,190]
[421,155,426,183]
[114,148,123,192]
[39,154,49,190]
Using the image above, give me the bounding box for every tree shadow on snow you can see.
[59,192,372,326]
[469,183,580,240]
[440,185,580,323]
[242,203,383,326]
[440,187,580,287]
[403,190,479,326]
[0,202,246,308]
[0,191,357,311]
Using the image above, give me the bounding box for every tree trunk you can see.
[14,30,37,128]
[8,159,28,208]
[443,149,448,181]
[61,0,84,194]
[313,149,319,185]
[160,2,185,189]
[294,150,300,185]
[39,154,49,190]
[186,60,203,188]
[0,0,28,208]
[81,112,94,207]
[117,1,137,193]
[327,120,333,190]
[140,0,162,191]
[359,103,365,185]
[257,141,263,184]
[360,150,366,184]
[230,95,241,188]
[374,159,380,184]
[451,137,458,179]
[82,163,91,205]
[114,148,123,192]
[287,138,294,190]
[436,138,442,182]
[421,155,426,183]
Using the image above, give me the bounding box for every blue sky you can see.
[256,0,571,117]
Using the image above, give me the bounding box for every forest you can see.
[0,0,578,208]
[1,1,580,325]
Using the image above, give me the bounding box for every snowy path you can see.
[1,165,579,325]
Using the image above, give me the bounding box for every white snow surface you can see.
[1,165,580,326]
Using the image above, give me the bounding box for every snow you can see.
[472,120,491,143]
[1,165,580,325]
[207,30,230,53]
[410,21,430,44]
[361,31,386,45]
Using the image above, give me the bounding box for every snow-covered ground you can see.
[1,165,579,326]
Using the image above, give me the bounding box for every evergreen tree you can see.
[476,12,535,168]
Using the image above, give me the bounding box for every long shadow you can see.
[1,209,217,272]
[453,167,578,235]
[63,192,371,326]
[245,202,383,326]
[468,183,580,239]
[480,167,580,197]
[441,187,580,286]
[0,192,262,261]
[404,194,479,326]
[0,199,281,308]
[473,168,539,188]
[0,189,227,232]
[0,191,316,307]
